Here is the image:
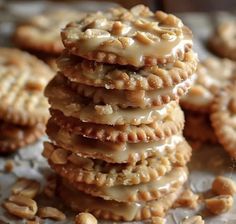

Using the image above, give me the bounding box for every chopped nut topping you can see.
[151,216,165,224]
[38,207,66,221]
[155,11,168,21]
[182,216,205,224]
[174,189,199,209]
[12,178,40,199]
[205,195,233,215]
[75,212,97,224]
[188,85,206,97]
[130,4,153,17]
[95,104,113,115]
[3,195,38,219]
[50,148,68,164]
[161,33,176,40]
[212,176,236,196]
[111,21,123,35]
[25,80,44,91]
[135,31,154,45]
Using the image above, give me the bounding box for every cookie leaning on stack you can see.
[43,5,198,221]
[0,48,54,153]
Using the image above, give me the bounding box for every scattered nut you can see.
[3,195,38,219]
[38,207,66,221]
[44,175,57,198]
[151,216,165,224]
[205,195,233,215]
[174,189,199,209]
[212,176,236,196]
[95,104,113,115]
[12,178,40,199]
[75,212,97,224]
[182,216,205,224]
[4,160,14,173]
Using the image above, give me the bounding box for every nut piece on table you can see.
[38,207,66,221]
[212,176,236,196]
[3,195,38,219]
[205,195,233,215]
[182,216,205,224]
[4,160,14,173]
[151,216,165,224]
[12,178,40,199]
[75,212,97,224]
[174,189,199,209]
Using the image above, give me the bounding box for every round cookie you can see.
[211,84,236,158]
[183,110,217,143]
[50,107,185,143]
[0,121,45,154]
[58,180,184,221]
[47,119,184,164]
[0,48,54,125]
[57,50,197,91]
[43,140,191,187]
[14,10,86,54]
[181,57,236,113]
[209,21,236,60]
[45,74,178,126]
[61,5,193,67]
[63,167,188,203]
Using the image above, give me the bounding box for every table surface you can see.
[0,2,236,223]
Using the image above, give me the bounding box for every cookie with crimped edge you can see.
[61,5,193,67]
[43,140,191,187]
[0,48,54,126]
[47,119,184,164]
[209,21,236,61]
[211,83,236,158]
[62,166,188,203]
[181,57,236,113]
[58,180,184,221]
[50,106,184,143]
[68,75,194,109]
[45,74,178,125]
[57,50,197,91]
[0,121,45,154]
[14,10,86,54]
[184,111,217,143]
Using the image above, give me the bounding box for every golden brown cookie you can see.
[63,167,188,203]
[14,10,86,54]
[209,21,236,61]
[0,121,45,154]
[45,74,178,126]
[43,140,191,187]
[57,50,197,91]
[61,5,193,67]
[50,106,184,143]
[183,111,217,143]
[58,180,184,221]
[47,119,184,164]
[0,48,53,126]
[211,84,236,158]
[181,57,236,113]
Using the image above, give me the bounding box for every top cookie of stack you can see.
[44,5,198,221]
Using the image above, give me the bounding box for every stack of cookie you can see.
[43,5,198,221]
[0,48,53,153]
[181,57,236,143]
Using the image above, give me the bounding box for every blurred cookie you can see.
[0,48,53,126]
[61,5,193,67]
[14,10,85,54]
[209,21,236,60]
[181,57,236,113]
[183,111,217,143]
[0,121,44,154]
[211,83,236,158]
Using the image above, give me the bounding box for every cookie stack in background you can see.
[43,5,198,221]
[0,48,53,154]
[13,10,85,71]
[181,57,236,144]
